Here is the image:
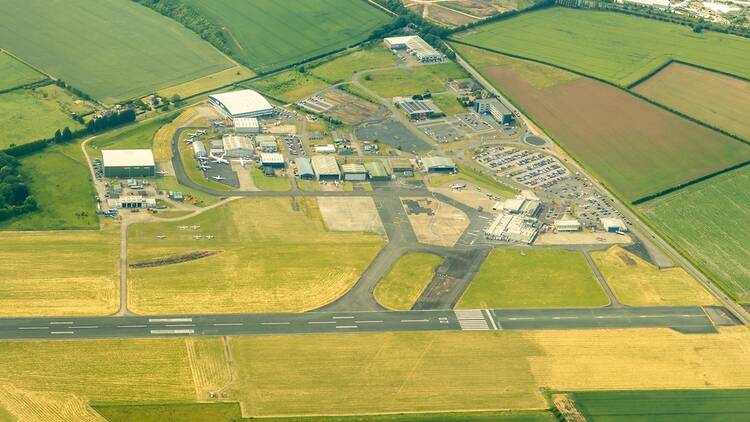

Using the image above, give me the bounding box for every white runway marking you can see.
[354,320,383,324]
[70,326,98,329]
[332,316,355,319]
[18,326,48,330]
[336,325,358,329]
[552,316,578,320]
[150,329,194,335]
[261,322,290,325]
[484,309,499,330]
[595,316,617,319]
[639,315,666,318]
[117,325,147,328]
[213,323,243,326]
[507,317,534,321]
[49,321,73,325]
[308,321,336,325]
[149,318,192,323]
[401,319,429,323]
[682,314,702,317]
[165,324,196,327]
[50,331,74,335]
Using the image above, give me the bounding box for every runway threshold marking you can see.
[484,309,499,330]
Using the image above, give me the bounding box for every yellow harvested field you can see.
[374,252,444,310]
[127,198,383,314]
[0,225,119,316]
[185,338,233,401]
[158,65,255,99]
[317,196,385,236]
[0,339,195,403]
[0,385,105,422]
[153,108,198,162]
[527,327,750,390]
[229,332,544,416]
[592,246,717,306]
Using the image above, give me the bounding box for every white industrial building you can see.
[192,141,207,158]
[384,35,443,62]
[222,134,253,158]
[208,89,274,118]
[393,97,442,120]
[102,149,155,178]
[422,156,456,173]
[233,117,260,133]
[256,135,278,152]
[601,217,628,233]
[314,144,336,154]
[554,219,582,232]
[107,195,156,209]
[342,163,367,181]
[260,153,285,168]
[475,98,515,125]
[495,196,540,216]
[485,213,538,244]
[311,155,341,180]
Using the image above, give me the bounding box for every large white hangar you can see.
[208,89,274,118]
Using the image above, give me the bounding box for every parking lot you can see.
[284,134,306,156]
[456,112,501,132]
[356,120,431,152]
[416,120,462,143]
[540,176,622,229]
[474,145,567,189]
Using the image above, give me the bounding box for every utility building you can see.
[342,163,367,181]
[233,117,260,133]
[208,89,274,118]
[393,97,441,120]
[555,219,582,232]
[295,157,315,180]
[222,134,253,158]
[260,153,285,168]
[102,149,155,178]
[422,156,456,173]
[384,35,443,62]
[601,217,628,233]
[311,155,341,180]
[475,98,514,125]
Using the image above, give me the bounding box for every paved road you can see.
[0,306,719,340]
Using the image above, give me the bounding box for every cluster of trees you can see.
[4,109,136,157]
[54,79,93,102]
[133,0,233,56]
[0,153,37,221]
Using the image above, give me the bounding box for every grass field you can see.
[0,0,232,104]
[311,46,397,83]
[592,246,716,306]
[249,70,330,103]
[571,389,750,421]
[360,63,469,98]
[93,401,553,422]
[431,93,466,116]
[634,63,750,140]
[0,142,99,230]
[127,198,383,314]
[454,43,750,202]
[0,223,119,316]
[455,7,750,86]
[87,118,165,159]
[177,133,235,193]
[154,176,221,207]
[0,51,45,91]
[153,109,198,162]
[640,166,750,302]
[428,164,517,198]
[374,252,444,310]
[157,65,256,100]
[181,0,392,73]
[0,87,86,149]
[250,168,292,191]
[458,248,608,308]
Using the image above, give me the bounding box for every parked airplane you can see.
[205,235,214,240]
[184,139,194,145]
[156,235,166,239]
[449,183,467,190]
[191,225,201,230]
[238,157,250,168]
[199,165,211,171]
[212,175,226,181]
[210,153,229,165]
[196,129,207,135]
[197,156,209,162]
[193,235,202,240]
[178,226,188,230]
[155,170,168,176]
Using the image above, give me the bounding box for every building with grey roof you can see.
[475,98,514,124]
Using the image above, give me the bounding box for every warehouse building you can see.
[342,163,367,181]
[311,155,341,180]
[475,98,514,125]
[106,195,156,209]
[496,195,540,217]
[256,135,278,152]
[384,35,443,62]
[393,97,442,120]
[222,134,253,158]
[484,213,538,244]
[601,217,628,233]
[365,161,389,181]
[390,159,413,174]
[422,156,456,173]
[208,89,274,118]
[192,141,207,159]
[295,157,315,180]
[314,144,336,154]
[260,153,285,168]
[555,219,581,232]
[234,117,260,133]
[102,149,155,178]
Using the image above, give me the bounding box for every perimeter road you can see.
[0,306,720,340]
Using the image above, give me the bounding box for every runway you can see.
[0,306,721,340]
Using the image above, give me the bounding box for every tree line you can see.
[0,153,37,221]
[3,109,136,157]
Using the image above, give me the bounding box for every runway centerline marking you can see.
[336,325,358,329]
[332,316,355,319]
[149,318,192,323]
[308,321,336,324]
[50,331,74,335]
[49,321,73,325]
[18,326,48,330]
[165,324,196,327]
[70,326,98,329]
[552,316,578,320]
[354,320,383,323]
[261,322,290,325]
[117,325,147,328]
[506,317,534,321]
[213,323,243,326]
[401,319,429,323]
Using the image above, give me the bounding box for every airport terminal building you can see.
[209,89,274,119]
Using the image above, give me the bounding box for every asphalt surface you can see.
[0,306,720,340]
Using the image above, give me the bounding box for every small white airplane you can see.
[205,235,214,240]
[199,165,211,171]
[193,235,202,240]
[210,153,229,165]
[191,225,201,230]
[156,235,166,239]
[178,225,188,230]
[449,183,467,190]
[184,139,194,145]
[155,170,168,176]
[197,156,209,162]
[212,175,226,181]
[196,129,207,135]
[238,157,250,168]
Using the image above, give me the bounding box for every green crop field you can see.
[127,197,383,314]
[454,43,750,202]
[181,0,392,73]
[360,63,469,98]
[0,0,233,104]
[311,46,397,83]
[571,389,750,421]
[454,7,750,86]
[250,168,292,191]
[0,52,45,91]
[0,142,99,230]
[641,166,750,303]
[248,70,330,103]
[458,248,608,308]
[634,63,750,140]
[0,87,86,149]
[374,252,444,310]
